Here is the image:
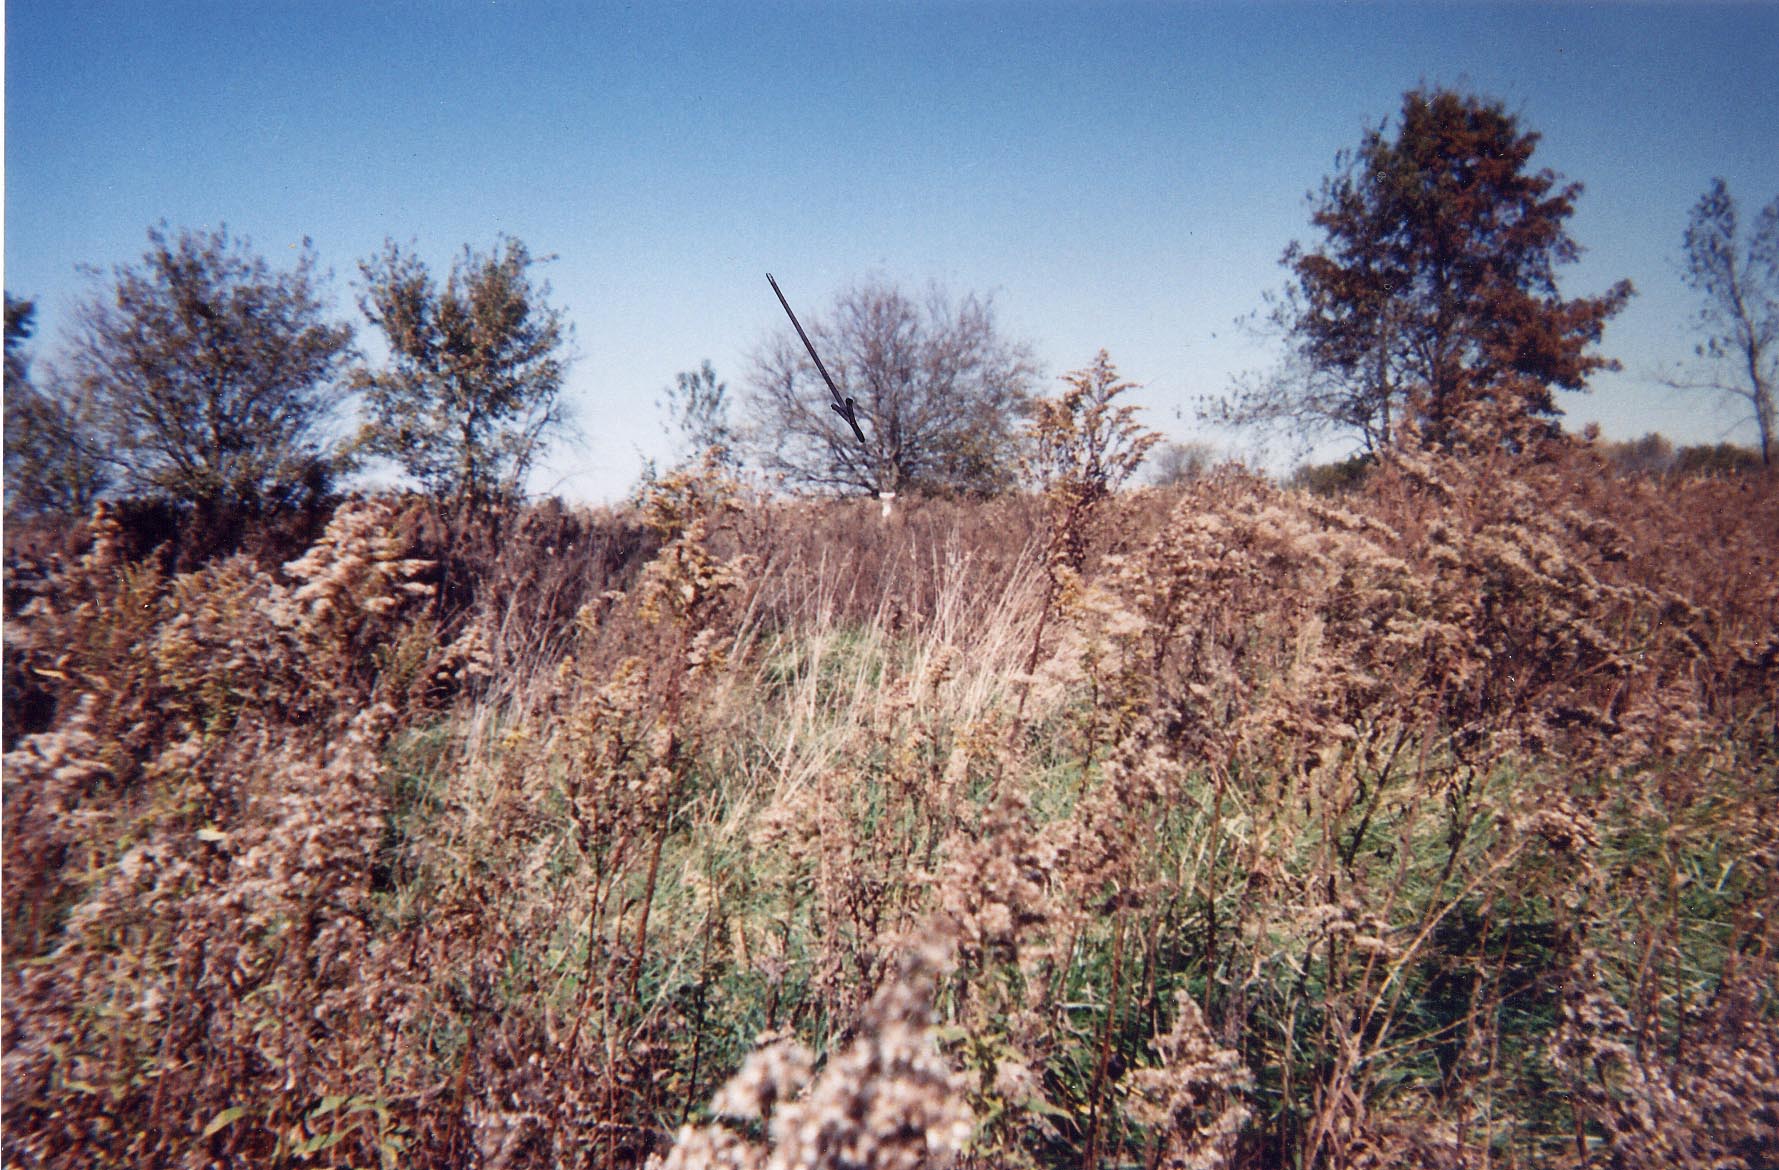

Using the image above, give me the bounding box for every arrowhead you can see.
[831,401,867,444]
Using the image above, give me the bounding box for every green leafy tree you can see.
[748,278,1036,496]
[354,236,572,508]
[1211,87,1633,451]
[1669,179,1777,466]
[1287,452,1375,496]
[59,225,356,512]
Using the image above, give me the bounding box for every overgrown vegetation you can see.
[4,73,1776,1170]
[5,424,1774,1169]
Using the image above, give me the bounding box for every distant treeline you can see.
[1288,432,1767,496]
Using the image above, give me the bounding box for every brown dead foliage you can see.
[4,438,1775,1169]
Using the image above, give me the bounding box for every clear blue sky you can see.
[6,2,1777,501]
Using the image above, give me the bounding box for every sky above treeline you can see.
[5,2,1777,502]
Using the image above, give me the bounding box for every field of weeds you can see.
[4,438,1776,1170]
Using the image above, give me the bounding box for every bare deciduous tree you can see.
[747,278,1036,496]
[1669,179,1778,466]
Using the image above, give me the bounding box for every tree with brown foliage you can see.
[1211,87,1633,452]
[1670,178,1777,466]
[354,236,573,509]
[59,225,357,514]
[748,277,1036,496]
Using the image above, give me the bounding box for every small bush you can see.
[1286,451,1374,495]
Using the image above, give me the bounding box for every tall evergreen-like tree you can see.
[354,236,572,509]
[60,225,356,512]
[1673,179,1777,466]
[1211,87,1633,451]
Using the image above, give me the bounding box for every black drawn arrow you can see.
[766,273,868,447]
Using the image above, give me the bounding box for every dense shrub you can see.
[1287,452,1374,495]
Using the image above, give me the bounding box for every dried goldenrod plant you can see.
[4,433,1773,1169]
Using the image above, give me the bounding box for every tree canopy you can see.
[354,236,572,509]
[1211,87,1633,452]
[747,278,1036,496]
[59,224,357,512]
